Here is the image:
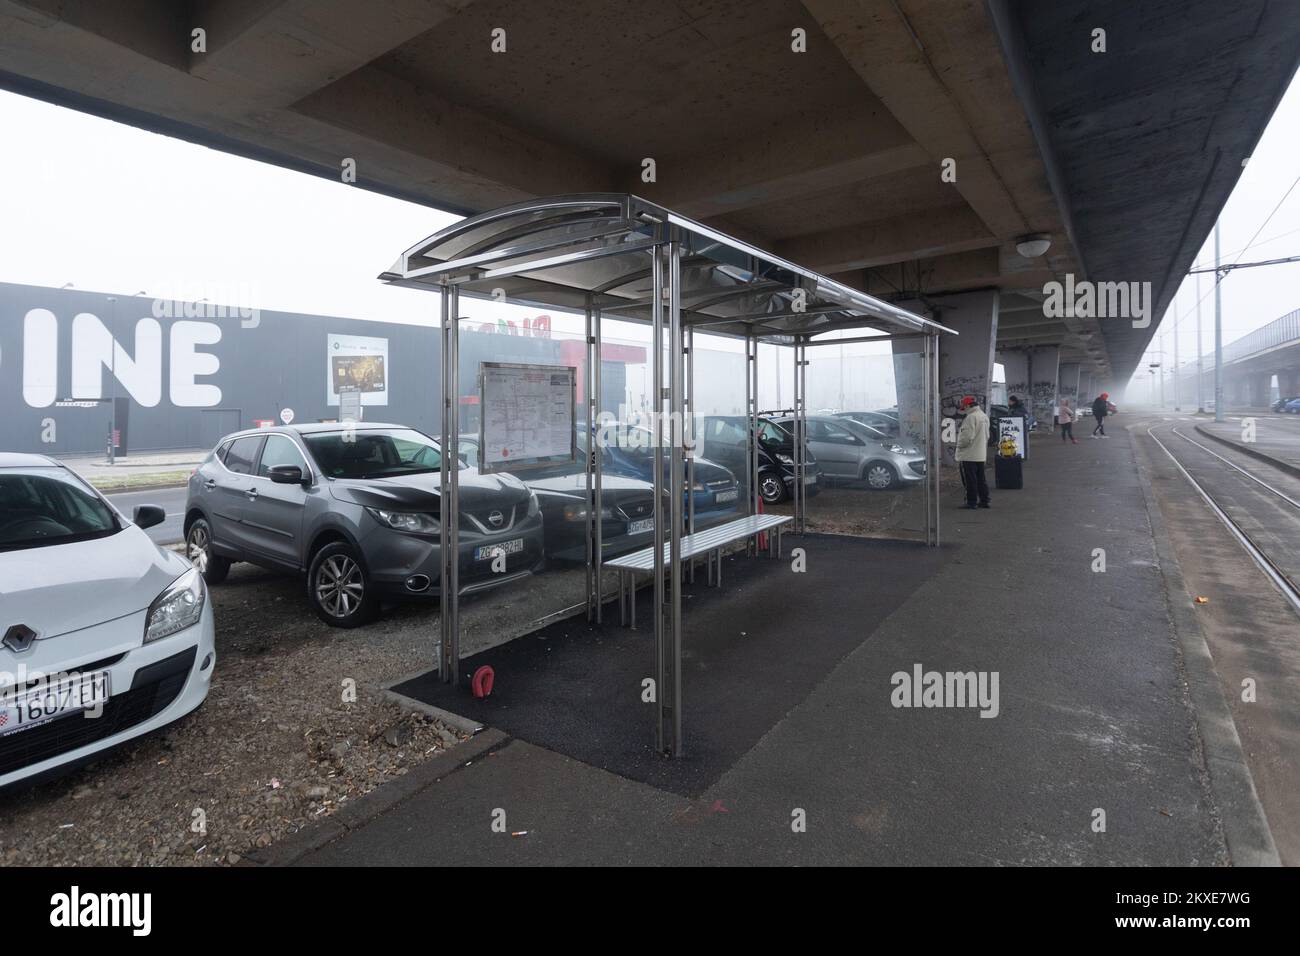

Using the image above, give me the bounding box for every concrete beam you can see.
[291,60,618,209]
[804,0,1034,240]
[638,103,929,219]
[774,204,997,274]
[189,1,476,107]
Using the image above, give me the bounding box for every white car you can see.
[0,454,215,788]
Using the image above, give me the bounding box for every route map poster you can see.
[478,362,576,472]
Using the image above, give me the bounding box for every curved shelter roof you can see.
[380,194,954,343]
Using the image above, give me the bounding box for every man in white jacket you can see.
[955,395,990,510]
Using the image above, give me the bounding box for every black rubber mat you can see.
[393,534,949,796]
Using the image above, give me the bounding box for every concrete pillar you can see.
[1079,370,1094,404]
[997,349,1029,411]
[1058,362,1081,415]
[1028,345,1060,427]
[892,290,998,461]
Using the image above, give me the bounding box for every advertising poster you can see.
[326,333,389,406]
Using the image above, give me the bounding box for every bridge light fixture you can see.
[1015,234,1052,258]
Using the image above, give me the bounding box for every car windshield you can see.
[303,428,448,480]
[0,467,121,552]
[606,425,657,459]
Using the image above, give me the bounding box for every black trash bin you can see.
[995,454,1023,489]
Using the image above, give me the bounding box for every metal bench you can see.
[605,513,792,627]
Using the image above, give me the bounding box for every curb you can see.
[244,728,512,867]
[1193,424,1300,480]
[92,479,191,494]
[1131,426,1281,866]
[382,675,485,737]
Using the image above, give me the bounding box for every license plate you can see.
[714,490,738,503]
[0,670,110,736]
[627,518,654,535]
[803,474,818,485]
[475,538,524,561]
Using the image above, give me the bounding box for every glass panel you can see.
[223,436,264,475]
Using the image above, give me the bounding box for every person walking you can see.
[1091,392,1110,438]
[1059,398,1077,443]
[1008,394,1033,430]
[956,395,990,509]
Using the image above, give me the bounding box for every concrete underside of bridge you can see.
[1,0,1297,389]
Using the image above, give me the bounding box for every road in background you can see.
[106,486,187,545]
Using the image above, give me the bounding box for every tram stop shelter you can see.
[380,193,955,757]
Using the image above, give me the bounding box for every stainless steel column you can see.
[685,325,695,583]
[793,336,807,533]
[923,334,932,546]
[666,236,684,756]
[929,333,941,547]
[593,303,604,623]
[585,299,596,621]
[438,283,461,684]
[651,241,667,753]
[747,336,759,552]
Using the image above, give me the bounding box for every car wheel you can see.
[186,518,230,584]
[759,472,787,504]
[308,542,380,628]
[864,462,899,490]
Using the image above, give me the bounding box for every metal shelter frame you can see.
[380,193,956,757]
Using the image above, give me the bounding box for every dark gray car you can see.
[184,424,544,627]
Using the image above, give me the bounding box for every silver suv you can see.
[184,424,544,627]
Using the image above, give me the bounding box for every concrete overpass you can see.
[1165,306,1300,408]
[1,0,1297,413]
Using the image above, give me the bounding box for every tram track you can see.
[1146,422,1300,615]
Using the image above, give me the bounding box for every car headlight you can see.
[145,568,206,643]
[562,503,614,521]
[775,453,794,465]
[368,508,440,534]
[527,490,540,517]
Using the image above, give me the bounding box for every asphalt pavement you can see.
[106,485,187,545]
[290,421,1251,866]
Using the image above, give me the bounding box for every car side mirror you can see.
[268,464,306,485]
[133,504,166,530]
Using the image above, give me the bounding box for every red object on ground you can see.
[471,665,495,699]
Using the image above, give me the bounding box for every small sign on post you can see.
[338,386,362,423]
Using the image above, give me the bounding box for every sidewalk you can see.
[273,428,1254,866]
[57,449,205,490]
[1195,417,1300,476]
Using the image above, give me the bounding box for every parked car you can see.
[1,453,214,788]
[457,434,657,562]
[1270,396,1296,413]
[185,424,543,627]
[597,424,741,524]
[1285,397,1300,414]
[772,415,924,489]
[698,416,822,504]
[836,409,902,437]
